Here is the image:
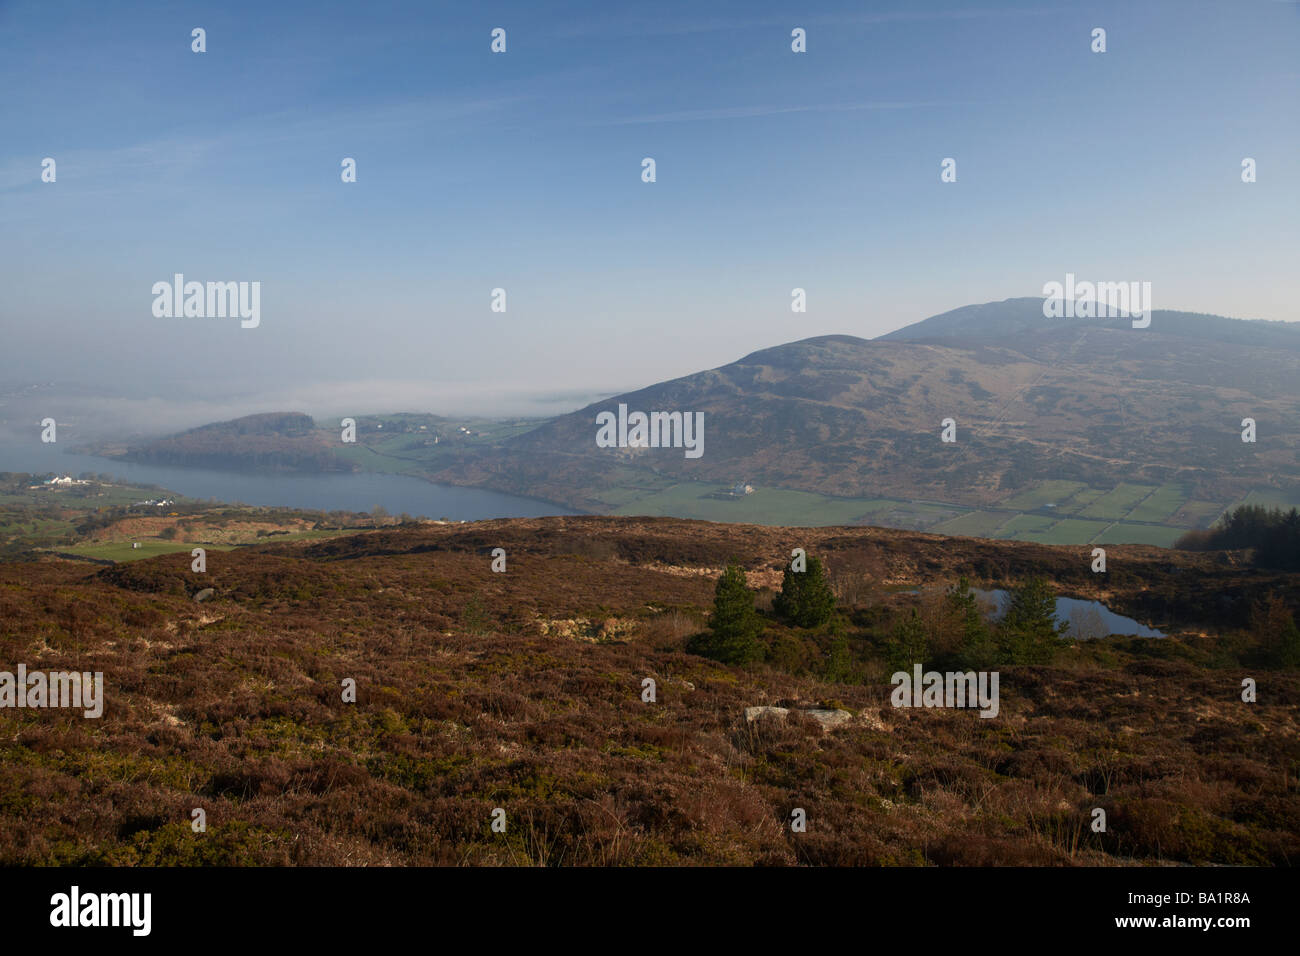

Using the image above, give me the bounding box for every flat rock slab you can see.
[744,706,857,732]
[744,706,790,723]
[804,708,854,730]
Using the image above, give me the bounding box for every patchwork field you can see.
[600,477,1294,548]
[997,514,1058,539]
[1057,486,1106,514]
[1039,518,1112,543]
[1125,484,1188,524]
[929,511,1010,537]
[1173,500,1228,525]
[1077,483,1160,521]
[1001,481,1089,511]
[1093,523,1187,548]
[1238,489,1300,510]
[612,482,892,526]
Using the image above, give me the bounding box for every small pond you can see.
[973,588,1164,639]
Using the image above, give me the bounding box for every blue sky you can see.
[1,0,1297,427]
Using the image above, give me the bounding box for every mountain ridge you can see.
[92,299,1300,541]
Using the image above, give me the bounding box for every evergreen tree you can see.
[997,577,1067,664]
[1184,505,1300,571]
[886,608,929,673]
[690,562,765,664]
[947,576,995,669]
[1250,592,1300,669]
[773,555,838,628]
[822,628,853,683]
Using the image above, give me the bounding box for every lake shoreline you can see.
[0,446,578,522]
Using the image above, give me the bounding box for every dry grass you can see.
[0,516,1295,866]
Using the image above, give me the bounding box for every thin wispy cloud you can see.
[0,139,216,193]
[551,6,1054,39]
[0,92,530,202]
[1,0,1295,407]
[600,100,938,126]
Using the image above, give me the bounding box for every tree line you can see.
[1177,504,1300,570]
[690,553,1299,673]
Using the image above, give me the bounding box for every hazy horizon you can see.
[1,291,1295,444]
[3,0,1298,440]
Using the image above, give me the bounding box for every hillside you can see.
[88,300,1300,544]
[878,297,1300,350]
[428,300,1300,530]
[1,516,1296,866]
[103,412,356,474]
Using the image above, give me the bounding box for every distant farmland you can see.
[608,478,1297,546]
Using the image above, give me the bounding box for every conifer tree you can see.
[1251,592,1300,669]
[886,608,929,673]
[690,562,764,664]
[997,576,1067,664]
[947,576,995,668]
[774,555,837,628]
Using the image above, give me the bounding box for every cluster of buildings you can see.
[32,474,89,488]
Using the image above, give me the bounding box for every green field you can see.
[52,527,353,563]
[604,475,1290,546]
[1046,518,1113,543]
[997,514,1058,539]
[1001,481,1089,511]
[873,502,967,531]
[1057,486,1106,514]
[590,486,658,508]
[929,511,1012,538]
[1093,523,1187,547]
[588,469,680,509]
[1077,483,1158,521]
[332,443,433,477]
[1239,489,1300,510]
[1169,499,1226,527]
[1126,483,1189,523]
[57,540,236,562]
[994,516,1110,545]
[3,516,77,537]
[614,483,893,526]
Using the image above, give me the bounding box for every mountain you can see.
[431,300,1300,520]
[96,300,1300,543]
[879,296,1300,350]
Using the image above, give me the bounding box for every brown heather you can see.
[0,516,1296,866]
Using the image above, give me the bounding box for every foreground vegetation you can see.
[0,516,1295,866]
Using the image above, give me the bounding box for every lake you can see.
[0,442,573,521]
[973,588,1165,639]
